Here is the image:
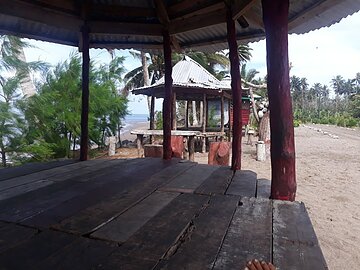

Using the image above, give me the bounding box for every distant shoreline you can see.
[120,121,150,141]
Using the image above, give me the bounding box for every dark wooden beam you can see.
[91,4,156,18]
[153,0,182,51]
[180,30,265,50]
[226,7,243,171]
[170,1,224,21]
[0,0,82,31]
[80,24,90,161]
[167,0,210,15]
[163,30,173,160]
[22,0,79,15]
[88,21,162,36]
[262,0,296,201]
[169,9,226,34]
[89,42,162,50]
[232,0,257,20]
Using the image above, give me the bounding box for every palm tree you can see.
[0,75,24,166]
[331,75,346,96]
[1,35,48,97]
[237,44,253,64]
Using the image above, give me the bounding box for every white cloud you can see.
[248,11,360,86]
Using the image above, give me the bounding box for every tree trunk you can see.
[1,145,6,167]
[192,101,198,126]
[258,112,270,158]
[9,40,37,97]
[249,88,259,122]
[141,51,151,114]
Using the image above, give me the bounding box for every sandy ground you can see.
[114,123,360,268]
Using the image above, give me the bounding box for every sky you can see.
[24,11,360,115]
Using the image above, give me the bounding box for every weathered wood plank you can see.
[226,170,257,197]
[159,164,217,193]
[0,230,77,269]
[0,180,53,201]
[118,193,209,261]
[0,222,38,253]
[155,195,239,269]
[52,159,183,234]
[24,160,192,229]
[257,178,271,199]
[195,166,233,195]
[0,158,149,223]
[0,159,76,182]
[35,237,116,270]
[213,197,272,269]
[91,191,179,242]
[0,159,121,192]
[273,200,327,270]
[96,254,157,270]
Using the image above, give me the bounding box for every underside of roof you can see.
[0,0,359,53]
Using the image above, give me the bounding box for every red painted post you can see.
[226,8,242,171]
[80,25,90,161]
[163,30,173,160]
[262,0,296,201]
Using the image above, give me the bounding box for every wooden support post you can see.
[150,95,155,144]
[221,93,225,135]
[163,30,172,160]
[172,92,177,130]
[185,100,189,128]
[228,100,232,140]
[136,134,144,157]
[262,0,296,201]
[226,8,242,170]
[188,136,195,161]
[150,95,155,130]
[202,94,207,153]
[80,25,90,161]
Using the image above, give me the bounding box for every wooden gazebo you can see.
[1,0,359,201]
[132,56,232,136]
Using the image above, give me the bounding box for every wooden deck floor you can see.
[0,158,327,269]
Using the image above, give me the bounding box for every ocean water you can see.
[121,114,149,134]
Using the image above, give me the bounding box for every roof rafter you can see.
[232,0,257,20]
[88,21,163,36]
[169,9,226,34]
[153,0,182,51]
[0,0,82,31]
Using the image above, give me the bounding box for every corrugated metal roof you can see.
[134,56,226,92]
[0,0,359,52]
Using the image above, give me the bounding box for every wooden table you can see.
[0,158,327,269]
[131,129,201,161]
